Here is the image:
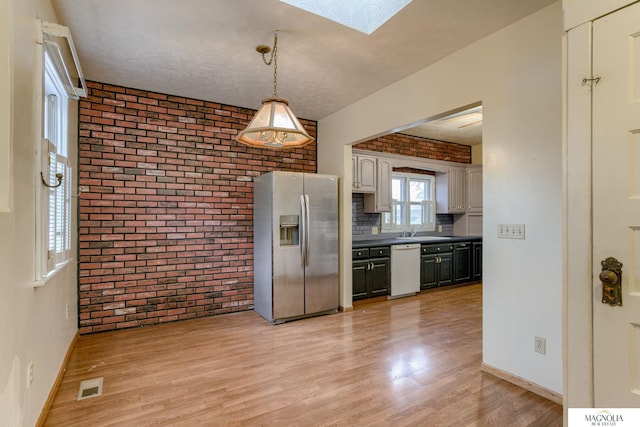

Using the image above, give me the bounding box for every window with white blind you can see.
[382,173,435,233]
[38,51,71,279]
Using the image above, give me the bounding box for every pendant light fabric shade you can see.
[236,98,314,148]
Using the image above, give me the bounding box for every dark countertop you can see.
[352,235,482,248]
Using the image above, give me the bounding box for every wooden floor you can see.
[45,283,562,426]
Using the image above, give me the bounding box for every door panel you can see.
[303,174,339,314]
[473,242,483,280]
[453,243,472,283]
[352,261,369,300]
[593,2,640,406]
[370,259,390,296]
[271,172,304,319]
[438,253,454,286]
[421,255,437,289]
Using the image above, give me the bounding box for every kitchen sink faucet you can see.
[410,224,424,237]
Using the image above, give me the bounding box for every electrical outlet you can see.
[371,226,378,235]
[438,225,443,232]
[26,362,34,388]
[534,336,546,354]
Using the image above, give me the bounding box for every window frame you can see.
[36,50,72,283]
[382,172,436,233]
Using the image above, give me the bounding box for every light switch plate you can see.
[498,224,525,239]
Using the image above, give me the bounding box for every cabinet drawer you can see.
[421,243,454,254]
[352,248,370,260]
[368,246,390,258]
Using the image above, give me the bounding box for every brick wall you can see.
[354,133,471,164]
[78,81,316,334]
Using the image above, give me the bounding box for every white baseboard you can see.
[481,362,563,405]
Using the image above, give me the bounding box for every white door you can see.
[593,1,640,407]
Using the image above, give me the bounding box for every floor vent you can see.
[77,377,103,401]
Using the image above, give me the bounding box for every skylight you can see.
[280,0,413,35]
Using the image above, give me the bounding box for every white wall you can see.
[318,2,563,394]
[0,0,10,212]
[0,0,78,425]
[471,145,482,165]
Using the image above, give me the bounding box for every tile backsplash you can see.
[352,193,453,236]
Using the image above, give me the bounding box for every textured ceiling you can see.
[51,0,555,144]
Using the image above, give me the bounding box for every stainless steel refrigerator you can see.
[253,171,339,324]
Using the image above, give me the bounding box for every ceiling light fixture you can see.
[236,32,313,149]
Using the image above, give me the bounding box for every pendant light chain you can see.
[260,32,279,98]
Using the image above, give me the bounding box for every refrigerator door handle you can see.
[304,194,310,266]
[300,195,307,266]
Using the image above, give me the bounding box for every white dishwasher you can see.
[390,243,421,298]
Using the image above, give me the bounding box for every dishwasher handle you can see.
[392,244,421,251]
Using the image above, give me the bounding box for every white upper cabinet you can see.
[363,158,392,213]
[352,154,377,193]
[466,166,483,213]
[436,167,466,214]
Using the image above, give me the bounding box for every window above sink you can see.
[382,172,435,234]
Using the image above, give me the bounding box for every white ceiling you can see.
[402,105,483,146]
[51,0,555,144]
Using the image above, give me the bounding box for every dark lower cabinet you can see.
[352,260,369,299]
[420,243,454,289]
[352,247,390,300]
[453,242,472,283]
[473,241,483,280]
[421,254,437,288]
[355,240,481,299]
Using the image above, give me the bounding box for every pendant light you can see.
[236,32,314,149]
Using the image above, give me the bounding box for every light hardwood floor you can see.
[45,283,562,426]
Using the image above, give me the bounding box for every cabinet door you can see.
[421,254,438,289]
[355,155,377,193]
[467,213,483,236]
[352,260,369,300]
[453,243,472,283]
[369,258,390,296]
[473,242,483,280]
[362,158,392,213]
[436,167,467,214]
[375,158,392,212]
[351,155,359,191]
[438,252,454,286]
[467,167,483,213]
[454,167,467,213]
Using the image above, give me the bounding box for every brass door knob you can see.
[600,257,622,306]
[599,269,618,286]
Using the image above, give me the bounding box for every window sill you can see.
[34,258,74,288]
